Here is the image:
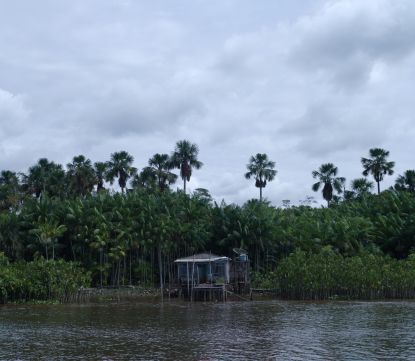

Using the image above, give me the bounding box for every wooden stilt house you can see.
[174,253,230,301]
[174,251,250,301]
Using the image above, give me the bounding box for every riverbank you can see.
[4,246,415,304]
[76,286,160,303]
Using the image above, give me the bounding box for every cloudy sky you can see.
[1,0,414,205]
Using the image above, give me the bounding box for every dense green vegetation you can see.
[253,249,415,300]
[0,253,90,303]
[1,143,415,301]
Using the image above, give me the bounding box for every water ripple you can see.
[1,301,415,360]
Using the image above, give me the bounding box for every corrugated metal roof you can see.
[174,253,230,263]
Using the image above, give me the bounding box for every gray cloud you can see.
[0,89,28,137]
[289,0,415,90]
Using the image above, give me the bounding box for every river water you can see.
[1,300,414,360]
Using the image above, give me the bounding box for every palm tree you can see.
[131,168,157,189]
[0,171,21,211]
[106,151,137,193]
[171,140,203,194]
[351,178,374,197]
[94,162,108,192]
[245,153,277,201]
[32,220,67,260]
[90,221,110,287]
[395,170,415,192]
[312,163,345,206]
[148,153,177,191]
[24,158,66,199]
[0,170,19,186]
[66,155,96,197]
[361,148,395,194]
[193,188,213,204]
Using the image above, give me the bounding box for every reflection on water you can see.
[1,300,414,360]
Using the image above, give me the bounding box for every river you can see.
[1,300,414,360]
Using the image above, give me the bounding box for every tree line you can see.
[0,139,202,209]
[1,185,415,286]
[1,140,410,208]
[246,147,414,206]
[1,141,415,301]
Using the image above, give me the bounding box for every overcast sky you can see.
[1,0,414,205]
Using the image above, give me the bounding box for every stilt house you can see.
[175,253,230,286]
[174,251,250,301]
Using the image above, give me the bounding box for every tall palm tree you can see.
[148,153,177,191]
[106,151,137,193]
[66,155,96,197]
[361,148,395,194]
[94,162,108,192]
[312,163,345,206]
[394,170,415,192]
[245,153,277,201]
[171,140,203,194]
[351,178,374,197]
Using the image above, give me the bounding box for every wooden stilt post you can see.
[187,262,189,300]
[191,258,195,303]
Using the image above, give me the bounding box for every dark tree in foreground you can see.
[245,153,277,202]
[312,163,345,206]
[361,148,394,194]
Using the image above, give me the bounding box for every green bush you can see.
[0,253,91,303]
[256,248,415,300]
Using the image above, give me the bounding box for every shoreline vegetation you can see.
[1,142,415,303]
[253,249,415,300]
[0,256,89,304]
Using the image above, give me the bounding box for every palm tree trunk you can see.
[117,260,121,286]
[129,252,132,285]
[70,239,76,261]
[260,186,263,202]
[377,181,380,195]
[183,178,186,194]
[158,246,163,301]
[100,249,103,288]
[123,255,126,286]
